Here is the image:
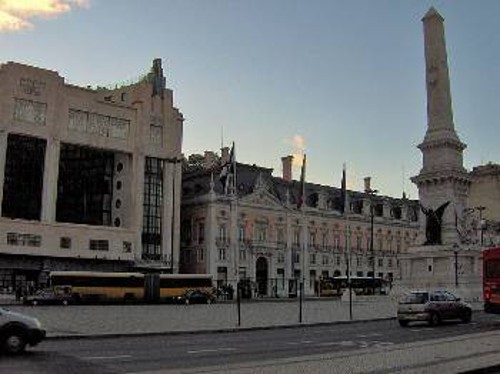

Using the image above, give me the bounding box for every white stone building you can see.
[0,59,183,291]
[181,152,421,297]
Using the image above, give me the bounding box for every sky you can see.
[1,0,499,200]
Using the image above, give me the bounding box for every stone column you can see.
[41,137,60,223]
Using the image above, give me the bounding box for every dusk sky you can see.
[1,0,498,199]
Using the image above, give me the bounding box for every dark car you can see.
[23,289,72,306]
[177,290,216,305]
[397,290,472,327]
[0,307,46,354]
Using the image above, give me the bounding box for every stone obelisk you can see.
[396,8,480,301]
[411,7,470,246]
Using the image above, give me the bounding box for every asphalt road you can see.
[2,313,500,374]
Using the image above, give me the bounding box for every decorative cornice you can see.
[418,137,466,152]
[411,171,471,186]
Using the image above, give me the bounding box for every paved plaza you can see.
[1,296,407,338]
[1,293,485,338]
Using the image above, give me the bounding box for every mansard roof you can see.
[182,161,418,213]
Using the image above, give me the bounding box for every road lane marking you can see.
[84,355,132,360]
[187,348,236,354]
[356,333,382,338]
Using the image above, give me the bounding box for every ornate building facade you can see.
[0,59,184,291]
[181,151,420,297]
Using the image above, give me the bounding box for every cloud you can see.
[283,135,306,168]
[0,0,89,32]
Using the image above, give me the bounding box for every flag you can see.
[340,163,347,214]
[219,142,235,194]
[297,154,306,210]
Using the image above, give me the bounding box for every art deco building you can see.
[181,151,421,297]
[0,59,183,291]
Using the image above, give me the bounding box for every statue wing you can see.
[435,201,450,219]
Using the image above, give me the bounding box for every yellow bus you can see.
[49,271,213,303]
[319,276,389,297]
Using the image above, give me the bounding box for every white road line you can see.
[187,348,236,354]
[356,333,382,338]
[83,355,132,360]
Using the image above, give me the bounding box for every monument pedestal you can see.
[394,245,482,302]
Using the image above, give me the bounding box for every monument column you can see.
[411,7,470,246]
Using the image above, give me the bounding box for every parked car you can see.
[23,289,72,306]
[177,290,216,305]
[0,307,46,354]
[397,290,472,327]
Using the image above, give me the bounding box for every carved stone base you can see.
[393,244,482,302]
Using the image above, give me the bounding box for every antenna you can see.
[221,125,224,150]
[402,164,406,198]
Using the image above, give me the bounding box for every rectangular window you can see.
[142,157,163,260]
[356,256,362,267]
[278,252,285,263]
[123,241,132,253]
[2,134,46,221]
[239,250,246,261]
[310,253,316,265]
[56,143,113,226]
[336,256,341,266]
[322,255,329,265]
[60,237,72,249]
[277,268,285,289]
[309,231,316,247]
[238,225,246,242]
[197,248,204,262]
[198,222,205,244]
[334,236,340,250]
[219,247,226,261]
[388,258,393,268]
[294,230,300,245]
[6,232,41,247]
[378,258,384,267]
[89,239,109,251]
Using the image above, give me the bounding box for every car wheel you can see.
[398,320,409,327]
[31,300,38,306]
[461,309,472,323]
[3,329,27,355]
[62,299,69,306]
[429,312,440,326]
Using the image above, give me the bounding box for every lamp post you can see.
[364,177,377,295]
[476,206,486,246]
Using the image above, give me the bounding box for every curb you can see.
[45,316,397,340]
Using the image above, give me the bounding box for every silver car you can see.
[0,307,46,354]
[397,290,472,327]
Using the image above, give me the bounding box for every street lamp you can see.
[364,177,378,295]
[476,206,486,246]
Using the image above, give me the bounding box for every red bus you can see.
[483,247,500,313]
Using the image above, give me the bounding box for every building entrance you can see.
[256,257,268,296]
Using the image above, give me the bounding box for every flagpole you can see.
[343,163,353,321]
[300,154,306,322]
[231,142,239,286]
